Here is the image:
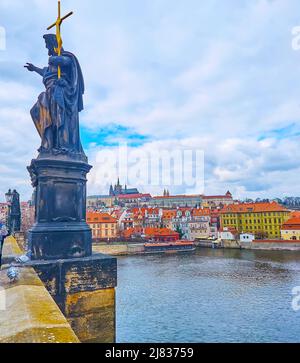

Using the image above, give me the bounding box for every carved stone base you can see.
[27,155,92,260]
[28,223,92,261]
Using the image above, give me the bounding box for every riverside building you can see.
[220,202,290,239]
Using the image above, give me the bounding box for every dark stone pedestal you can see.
[28,155,92,260]
[25,153,118,342]
[26,254,117,343]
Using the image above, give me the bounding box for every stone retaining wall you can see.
[0,266,79,343]
[1,236,117,343]
[93,243,145,256]
[250,241,300,250]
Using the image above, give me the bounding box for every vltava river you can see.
[116,248,300,343]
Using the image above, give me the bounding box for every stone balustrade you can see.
[0,241,79,343]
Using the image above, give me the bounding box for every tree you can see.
[175,225,184,239]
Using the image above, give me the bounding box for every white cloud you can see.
[87,134,300,199]
[0,81,37,103]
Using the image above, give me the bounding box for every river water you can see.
[116,248,300,343]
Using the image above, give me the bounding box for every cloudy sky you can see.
[1,0,300,201]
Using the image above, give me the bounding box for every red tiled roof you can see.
[290,211,300,218]
[145,227,179,237]
[162,210,177,219]
[203,195,232,200]
[131,207,146,213]
[122,227,179,238]
[118,194,151,199]
[220,202,289,214]
[282,217,300,230]
[192,208,211,217]
[87,212,117,224]
[283,217,300,225]
[153,195,201,199]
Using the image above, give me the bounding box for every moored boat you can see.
[144,240,196,254]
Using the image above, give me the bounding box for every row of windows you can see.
[90,224,116,229]
[223,218,284,225]
[223,212,287,218]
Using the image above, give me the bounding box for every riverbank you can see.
[247,240,300,251]
[93,243,145,256]
[93,239,300,256]
[196,239,300,251]
[93,242,195,256]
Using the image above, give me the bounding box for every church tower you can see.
[114,178,123,196]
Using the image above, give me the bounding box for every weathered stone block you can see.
[0,267,79,343]
[63,289,116,343]
[64,288,115,316]
[28,253,117,297]
[68,307,115,343]
[25,253,117,343]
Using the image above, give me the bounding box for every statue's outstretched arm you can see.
[24,63,46,77]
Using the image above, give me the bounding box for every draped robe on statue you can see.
[30,49,85,154]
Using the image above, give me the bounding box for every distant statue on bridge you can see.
[25,34,85,157]
[10,190,21,234]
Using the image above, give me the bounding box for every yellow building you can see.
[281,217,300,240]
[86,212,118,240]
[220,202,290,239]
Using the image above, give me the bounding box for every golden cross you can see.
[47,1,73,79]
